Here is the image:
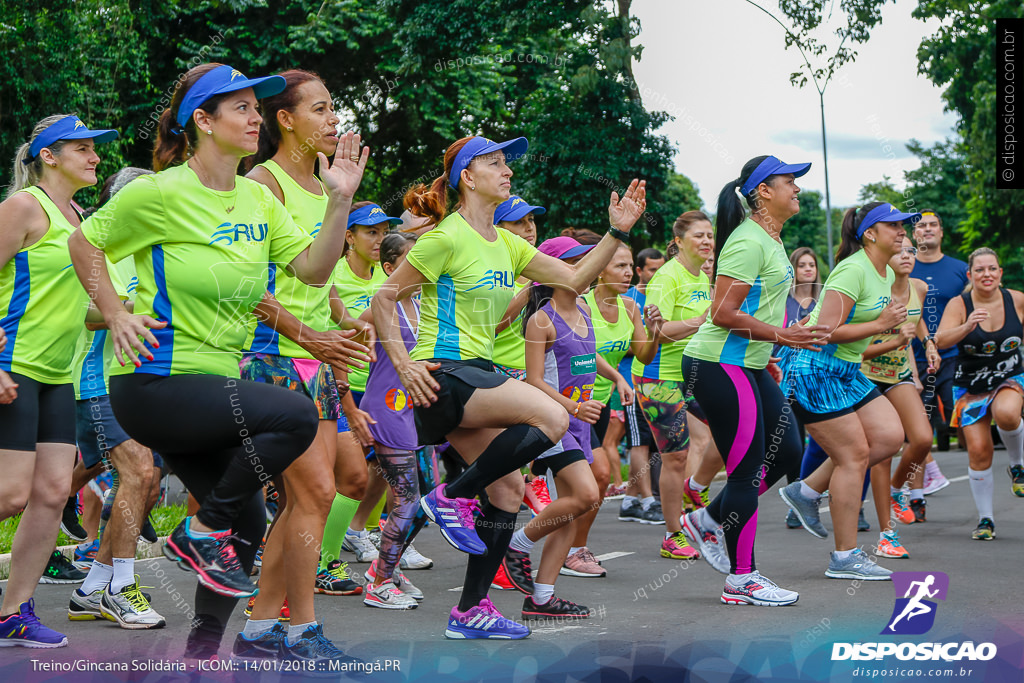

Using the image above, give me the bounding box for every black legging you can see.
[110,373,318,530]
[683,357,802,574]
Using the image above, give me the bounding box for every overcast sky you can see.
[632,0,959,210]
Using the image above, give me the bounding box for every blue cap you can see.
[449,136,529,189]
[176,65,287,129]
[347,203,402,230]
[25,116,118,164]
[855,203,922,240]
[494,195,546,224]
[740,155,812,196]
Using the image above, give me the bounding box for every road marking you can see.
[819,475,968,513]
[447,552,634,591]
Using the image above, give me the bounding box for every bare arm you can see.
[710,275,826,349]
[253,292,370,370]
[935,296,980,349]
[814,289,906,346]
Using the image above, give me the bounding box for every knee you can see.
[1,489,30,514]
[992,405,1021,431]
[31,480,70,510]
[577,487,601,516]
[538,403,569,442]
[487,473,526,509]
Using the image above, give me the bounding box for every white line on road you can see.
[447,551,635,590]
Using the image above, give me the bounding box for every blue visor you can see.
[856,203,922,240]
[176,65,287,128]
[25,116,118,163]
[740,155,812,196]
[494,195,546,224]
[347,203,402,229]
[450,136,529,189]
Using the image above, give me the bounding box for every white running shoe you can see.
[100,578,167,629]
[681,511,730,574]
[363,580,418,610]
[399,544,434,570]
[343,530,379,563]
[721,571,799,606]
[923,471,950,496]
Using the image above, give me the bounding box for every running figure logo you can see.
[882,571,949,635]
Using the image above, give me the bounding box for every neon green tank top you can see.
[246,160,332,360]
[491,280,528,371]
[0,187,90,383]
[333,258,387,392]
[72,257,135,400]
[584,290,633,403]
[861,280,923,383]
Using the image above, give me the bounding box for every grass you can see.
[0,503,187,555]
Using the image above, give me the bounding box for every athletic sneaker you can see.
[315,561,362,596]
[231,623,286,662]
[825,548,892,580]
[243,596,290,620]
[364,559,424,600]
[523,476,552,516]
[367,528,382,550]
[618,499,645,523]
[40,550,87,584]
[399,544,433,570]
[420,484,486,555]
[1008,465,1024,497]
[874,530,909,559]
[909,498,927,523]
[640,501,665,525]
[0,599,68,648]
[681,511,730,574]
[660,531,700,560]
[604,484,626,501]
[779,482,828,539]
[282,623,363,672]
[721,571,799,607]
[522,595,591,619]
[785,509,802,529]
[61,496,87,542]
[73,539,99,569]
[501,549,535,593]
[252,537,264,573]
[100,578,166,629]
[890,491,915,525]
[972,518,996,540]
[682,479,709,510]
[445,597,531,640]
[342,530,379,563]
[139,517,159,544]
[68,587,104,620]
[490,563,516,590]
[560,547,606,578]
[923,470,950,495]
[363,580,418,610]
[858,507,871,531]
[163,519,258,598]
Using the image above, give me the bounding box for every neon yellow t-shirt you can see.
[246,160,332,360]
[685,219,793,370]
[491,280,528,371]
[81,163,313,378]
[333,258,387,392]
[73,257,135,400]
[407,213,537,362]
[585,291,634,403]
[631,258,711,382]
[0,187,90,384]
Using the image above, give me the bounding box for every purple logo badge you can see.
[882,571,949,635]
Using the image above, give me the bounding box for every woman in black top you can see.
[936,248,1024,541]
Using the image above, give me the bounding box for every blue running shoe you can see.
[0,599,68,648]
[282,623,364,676]
[230,623,286,663]
[420,485,486,555]
[779,481,829,539]
[73,539,100,570]
[445,598,531,640]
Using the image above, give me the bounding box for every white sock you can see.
[998,420,1024,467]
[346,528,366,538]
[688,476,707,492]
[287,621,316,645]
[186,517,218,539]
[726,571,755,586]
[696,506,719,528]
[110,557,135,593]
[509,528,534,554]
[910,488,924,501]
[532,582,555,605]
[640,496,656,510]
[620,495,638,510]
[242,618,278,639]
[833,548,856,560]
[925,461,941,478]
[568,546,583,557]
[799,481,821,499]
[968,467,995,520]
[81,561,113,594]
[78,540,94,551]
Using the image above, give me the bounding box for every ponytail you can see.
[6,114,72,199]
[713,155,770,277]
[521,284,554,336]
[403,136,475,228]
[836,201,885,264]
[152,63,229,171]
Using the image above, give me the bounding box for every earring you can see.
[470,186,475,191]
[206,130,213,136]
[286,127,293,132]
[869,237,877,243]
[49,162,57,168]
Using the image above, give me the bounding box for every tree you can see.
[857,175,904,206]
[781,188,843,270]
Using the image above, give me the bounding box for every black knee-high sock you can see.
[458,504,517,612]
[445,425,554,499]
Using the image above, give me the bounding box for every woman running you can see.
[860,244,939,555]
[68,63,367,666]
[373,134,645,639]
[633,210,718,560]
[935,247,1024,540]
[781,201,919,581]
[0,114,117,648]
[680,155,823,607]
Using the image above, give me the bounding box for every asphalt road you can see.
[3,447,1023,682]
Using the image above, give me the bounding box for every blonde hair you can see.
[6,114,72,199]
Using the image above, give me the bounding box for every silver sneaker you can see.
[721,571,799,606]
[391,570,423,600]
[399,543,434,570]
[100,578,167,629]
[343,531,379,563]
[363,580,418,610]
[779,481,829,539]
[825,548,892,581]
[681,511,730,574]
[68,587,104,620]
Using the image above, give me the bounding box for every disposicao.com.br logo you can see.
[831,571,997,662]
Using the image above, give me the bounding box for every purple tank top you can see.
[366,300,419,450]
[537,301,597,461]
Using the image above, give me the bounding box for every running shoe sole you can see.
[923,478,949,495]
[418,497,485,555]
[558,566,606,578]
[0,637,68,648]
[444,627,529,640]
[162,540,258,599]
[778,487,828,539]
[720,591,798,607]
[363,595,417,610]
[67,596,103,621]
[521,610,591,620]
[314,586,362,596]
[824,569,892,580]
[99,603,166,630]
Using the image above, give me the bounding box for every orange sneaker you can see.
[523,476,552,516]
[490,563,516,590]
[873,530,909,559]
[243,596,290,620]
[890,492,915,525]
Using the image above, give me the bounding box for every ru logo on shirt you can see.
[881,571,949,635]
[467,270,513,291]
[209,222,269,246]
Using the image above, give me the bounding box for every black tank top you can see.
[955,289,1024,393]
